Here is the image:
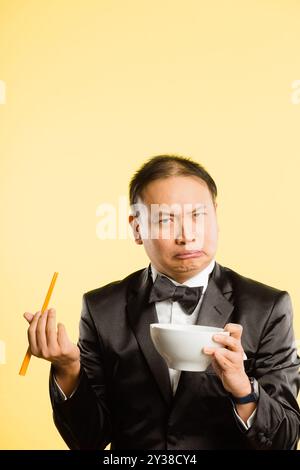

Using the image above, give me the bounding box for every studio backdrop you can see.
[0,0,299,449]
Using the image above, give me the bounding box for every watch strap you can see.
[231,377,259,404]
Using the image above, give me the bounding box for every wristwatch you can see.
[231,377,259,404]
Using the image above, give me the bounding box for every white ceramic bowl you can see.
[150,323,229,371]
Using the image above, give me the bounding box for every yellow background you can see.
[0,0,299,449]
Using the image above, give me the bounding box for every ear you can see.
[129,214,143,245]
[214,202,220,233]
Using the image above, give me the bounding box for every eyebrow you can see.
[156,205,207,216]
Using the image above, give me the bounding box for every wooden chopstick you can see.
[19,272,59,376]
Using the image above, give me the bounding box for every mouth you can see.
[174,250,205,259]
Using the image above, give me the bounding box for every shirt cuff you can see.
[232,403,257,430]
[53,373,80,401]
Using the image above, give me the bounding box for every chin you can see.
[173,258,207,273]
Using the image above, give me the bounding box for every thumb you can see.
[57,322,70,348]
[23,312,34,323]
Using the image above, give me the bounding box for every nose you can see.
[175,220,196,245]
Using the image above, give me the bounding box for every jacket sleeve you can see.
[49,294,112,449]
[238,291,300,449]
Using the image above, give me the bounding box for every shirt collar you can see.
[150,258,216,289]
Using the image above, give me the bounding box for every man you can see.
[24,155,300,449]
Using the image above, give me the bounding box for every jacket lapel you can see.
[126,266,173,407]
[195,262,234,328]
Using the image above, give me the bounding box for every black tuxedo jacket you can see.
[49,262,300,449]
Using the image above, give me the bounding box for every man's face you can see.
[129,175,218,282]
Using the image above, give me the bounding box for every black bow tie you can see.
[149,274,204,315]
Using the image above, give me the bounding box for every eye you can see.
[193,211,207,217]
[159,217,172,224]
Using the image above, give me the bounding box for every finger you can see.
[213,349,233,370]
[203,348,226,375]
[27,311,41,355]
[36,309,49,356]
[224,323,243,341]
[204,346,237,361]
[46,308,58,353]
[214,348,240,369]
[57,323,70,353]
[212,334,242,352]
[203,347,215,355]
[203,346,240,362]
[24,312,34,323]
[210,356,223,376]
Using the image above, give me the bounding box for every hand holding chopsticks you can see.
[19,272,80,393]
[19,272,59,375]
